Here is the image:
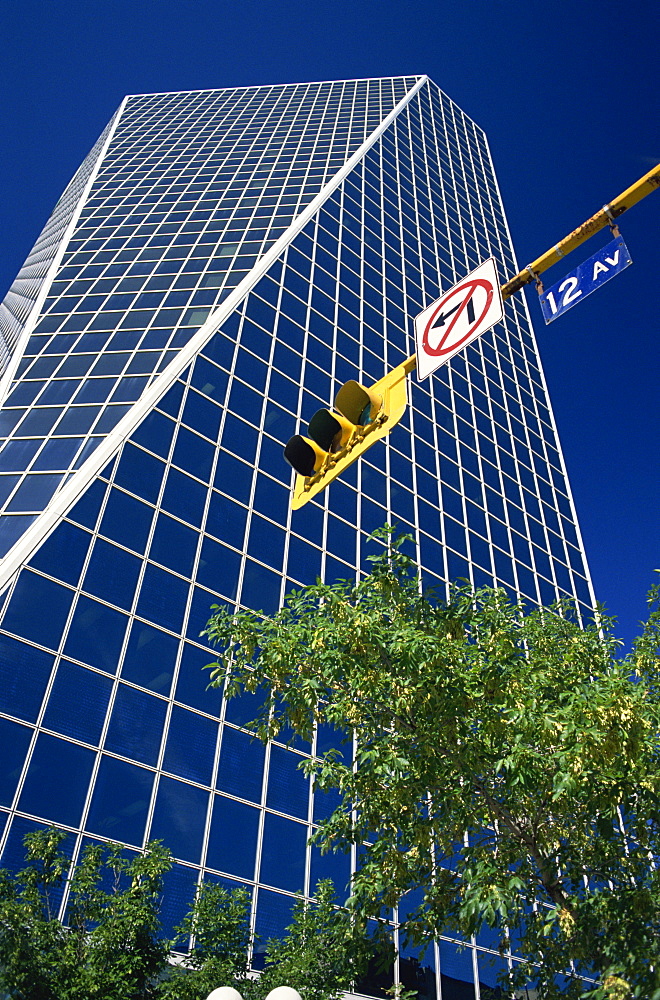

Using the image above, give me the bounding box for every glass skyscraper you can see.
[0,76,594,997]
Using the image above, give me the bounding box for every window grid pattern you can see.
[0,78,417,556]
[0,115,118,374]
[0,77,593,999]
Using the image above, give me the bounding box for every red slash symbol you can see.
[422,278,494,357]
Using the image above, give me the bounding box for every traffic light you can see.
[284,357,412,509]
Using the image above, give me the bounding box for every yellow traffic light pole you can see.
[401,162,660,372]
[288,164,660,507]
[500,161,660,300]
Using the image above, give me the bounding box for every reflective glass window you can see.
[400,912,436,1000]
[253,889,295,968]
[163,705,217,785]
[206,491,248,545]
[99,487,155,553]
[206,794,259,879]
[7,473,64,512]
[92,351,131,376]
[469,534,492,575]
[130,409,176,459]
[0,408,28,435]
[150,776,208,864]
[264,399,292,441]
[447,549,470,583]
[150,513,198,577]
[180,388,223,441]
[43,660,112,744]
[161,467,207,527]
[286,535,322,584]
[253,469,288,524]
[186,583,227,642]
[19,733,94,827]
[268,371,299,414]
[260,812,307,891]
[0,634,53,722]
[313,783,343,823]
[359,497,388,540]
[0,475,20,507]
[196,536,240,598]
[309,843,351,899]
[83,538,141,610]
[192,357,229,404]
[442,485,465,526]
[2,570,74,650]
[94,404,130,434]
[67,478,107,529]
[114,443,166,504]
[156,379,185,419]
[228,380,264,426]
[86,755,153,846]
[266,744,309,819]
[136,563,189,632]
[516,564,538,601]
[121,620,178,694]
[241,559,281,615]
[159,863,200,944]
[223,683,267,730]
[221,413,258,464]
[32,437,83,471]
[105,683,166,766]
[0,717,32,807]
[171,425,215,481]
[4,381,43,407]
[477,951,508,998]
[63,596,128,673]
[326,515,357,565]
[247,515,285,571]
[73,378,117,404]
[0,439,41,471]
[316,720,350,760]
[29,520,91,587]
[1,815,73,881]
[174,641,222,714]
[439,939,476,998]
[216,726,264,803]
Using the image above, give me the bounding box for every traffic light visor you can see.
[308,408,354,452]
[335,380,381,425]
[284,435,326,477]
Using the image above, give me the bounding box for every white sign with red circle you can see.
[414,258,504,381]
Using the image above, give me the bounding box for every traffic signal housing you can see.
[284,357,413,509]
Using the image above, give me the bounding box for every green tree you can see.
[162,881,252,999]
[0,827,72,999]
[0,831,360,1000]
[67,839,173,999]
[244,879,370,1000]
[204,528,660,1000]
[0,829,172,999]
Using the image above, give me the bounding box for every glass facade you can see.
[0,76,594,997]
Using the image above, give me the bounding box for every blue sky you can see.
[1,0,658,648]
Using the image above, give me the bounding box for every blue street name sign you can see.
[539,236,633,324]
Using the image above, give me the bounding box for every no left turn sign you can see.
[414,258,504,380]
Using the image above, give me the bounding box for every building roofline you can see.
[0,75,430,593]
[124,74,426,99]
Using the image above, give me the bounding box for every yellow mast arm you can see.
[500,162,660,300]
[401,163,660,371]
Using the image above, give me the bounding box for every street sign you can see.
[414,258,504,380]
[539,236,632,324]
